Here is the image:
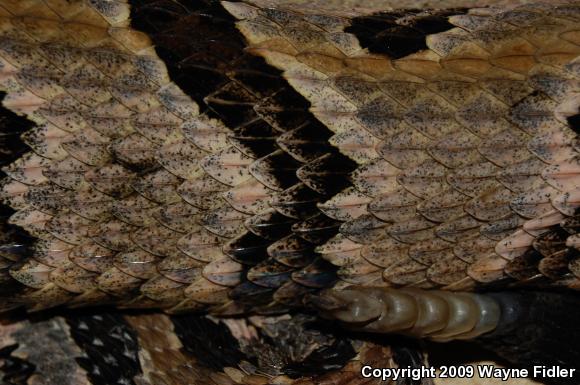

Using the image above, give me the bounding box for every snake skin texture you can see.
[0,0,577,384]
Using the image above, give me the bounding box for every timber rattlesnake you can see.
[0,1,578,384]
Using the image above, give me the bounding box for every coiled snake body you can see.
[0,0,578,384]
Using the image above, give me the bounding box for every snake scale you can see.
[0,0,578,384]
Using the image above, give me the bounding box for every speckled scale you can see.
[85,163,137,198]
[110,193,157,227]
[45,213,94,244]
[50,263,99,293]
[25,183,72,215]
[89,219,137,252]
[339,214,387,244]
[356,95,408,139]
[20,122,69,160]
[201,146,253,187]
[68,187,114,221]
[351,158,400,197]
[156,138,206,180]
[44,156,90,190]
[152,201,201,234]
[3,152,49,186]
[223,178,275,215]
[368,188,421,222]
[361,236,409,269]
[435,214,483,243]
[109,133,160,171]
[417,189,470,222]
[200,206,249,238]
[397,159,448,199]
[465,186,515,221]
[177,175,229,210]
[61,128,111,167]
[131,168,182,204]
[69,242,115,274]
[177,228,225,263]
[508,92,562,135]
[114,250,160,280]
[132,224,181,257]
[157,253,204,284]
[377,128,431,169]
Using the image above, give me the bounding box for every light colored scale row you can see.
[227,1,580,290]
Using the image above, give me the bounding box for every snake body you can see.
[0,0,578,384]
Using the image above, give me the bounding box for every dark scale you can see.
[0,92,32,168]
[270,184,325,219]
[245,210,296,240]
[109,152,162,176]
[170,314,245,371]
[205,82,264,128]
[224,232,271,266]
[345,9,466,59]
[292,214,342,244]
[230,124,278,159]
[66,313,142,385]
[298,153,356,196]
[505,249,546,282]
[568,113,580,134]
[292,257,339,289]
[228,281,276,307]
[0,344,36,385]
[247,259,295,288]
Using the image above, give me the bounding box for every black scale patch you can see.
[0,92,32,169]
[0,344,35,385]
[345,9,465,59]
[170,314,245,371]
[65,313,141,385]
[568,114,580,134]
